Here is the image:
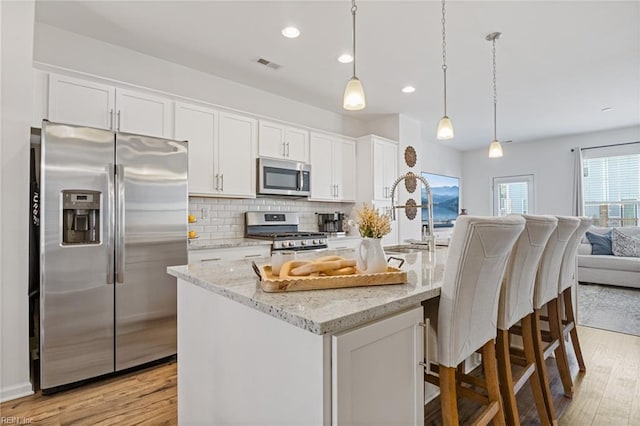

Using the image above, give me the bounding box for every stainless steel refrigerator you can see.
[39,121,188,391]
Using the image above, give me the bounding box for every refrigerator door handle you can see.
[115,163,125,284]
[109,109,114,130]
[107,163,115,284]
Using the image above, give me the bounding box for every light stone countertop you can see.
[168,247,446,335]
[188,238,273,250]
[188,235,360,250]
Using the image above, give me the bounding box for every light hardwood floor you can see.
[1,326,638,425]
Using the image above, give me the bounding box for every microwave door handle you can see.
[298,170,303,190]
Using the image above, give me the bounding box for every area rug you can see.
[578,283,640,336]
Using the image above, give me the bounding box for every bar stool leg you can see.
[496,330,519,426]
[563,288,586,372]
[548,298,574,398]
[482,340,506,426]
[440,366,459,426]
[522,314,552,426]
[531,309,558,425]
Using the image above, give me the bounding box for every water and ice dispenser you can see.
[61,190,101,245]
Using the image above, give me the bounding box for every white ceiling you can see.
[35,1,640,151]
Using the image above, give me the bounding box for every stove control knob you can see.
[301,240,307,246]
[313,239,319,244]
[287,241,295,247]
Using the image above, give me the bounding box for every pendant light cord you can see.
[441,0,448,115]
[351,0,357,78]
[492,36,498,141]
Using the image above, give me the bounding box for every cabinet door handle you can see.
[117,110,121,131]
[244,254,262,258]
[109,109,114,130]
[201,257,222,262]
[282,141,286,157]
[336,184,339,198]
[214,174,219,190]
[286,142,290,157]
[220,173,224,191]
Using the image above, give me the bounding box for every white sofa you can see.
[577,226,640,288]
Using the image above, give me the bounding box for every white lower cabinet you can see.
[327,237,361,251]
[332,306,425,426]
[188,245,270,264]
[178,285,425,425]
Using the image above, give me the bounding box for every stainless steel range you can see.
[245,212,328,251]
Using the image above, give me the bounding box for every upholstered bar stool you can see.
[531,216,579,419]
[424,215,525,426]
[496,215,557,426]
[554,217,592,374]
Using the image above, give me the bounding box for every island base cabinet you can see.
[177,280,331,425]
[178,280,425,425]
[332,306,425,426]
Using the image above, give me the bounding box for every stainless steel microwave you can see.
[257,157,310,196]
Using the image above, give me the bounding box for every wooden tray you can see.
[253,263,407,293]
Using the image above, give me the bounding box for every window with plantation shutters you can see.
[582,143,640,227]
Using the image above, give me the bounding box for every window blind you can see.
[582,143,640,227]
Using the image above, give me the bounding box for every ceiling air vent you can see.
[255,58,281,70]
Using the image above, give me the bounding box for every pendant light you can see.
[486,32,503,158]
[436,0,454,140]
[343,0,366,110]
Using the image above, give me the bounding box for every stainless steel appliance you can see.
[245,212,327,251]
[317,212,346,235]
[39,121,188,391]
[257,157,310,197]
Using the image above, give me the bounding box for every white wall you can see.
[1,0,35,402]
[33,23,366,138]
[462,125,640,216]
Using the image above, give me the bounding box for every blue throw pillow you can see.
[585,230,613,255]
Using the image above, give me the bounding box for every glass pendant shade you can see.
[488,140,503,158]
[343,77,366,111]
[437,116,454,140]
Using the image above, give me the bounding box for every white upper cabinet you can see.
[48,73,115,130]
[259,120,309,163]
[47,73,172,139]
[309,133,356,202]
[175,103,256,198]
[115,88,171,138]
[356,135,399,202]
[217,112,257,198]
[174,102,217,195]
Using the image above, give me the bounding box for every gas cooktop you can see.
[245,212,328,251]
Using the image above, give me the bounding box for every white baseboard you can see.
[1,382,33,403]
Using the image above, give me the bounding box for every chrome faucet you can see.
[389,172,435,251]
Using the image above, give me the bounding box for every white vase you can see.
[356,237,388,274]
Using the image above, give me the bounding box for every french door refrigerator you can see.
[40,120,188,391]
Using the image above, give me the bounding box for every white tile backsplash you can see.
[188,196,355,240]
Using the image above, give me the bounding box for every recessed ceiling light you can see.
[601,107,613,112]
[402,86,416,93]
[338,54,353,63]
[281,27,300,38]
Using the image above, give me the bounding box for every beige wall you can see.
[1,0,35,402]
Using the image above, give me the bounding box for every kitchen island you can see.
[167,248,446,425]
